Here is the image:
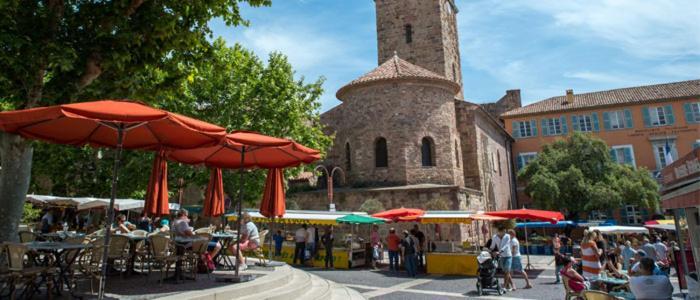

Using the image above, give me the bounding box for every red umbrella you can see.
[0,100,226,299]
[144,151,170,217]
[372,207,425,222]
[260,168,285,218]
[203,168,225,217]
[485,208,564,224]
[165,130,321,276]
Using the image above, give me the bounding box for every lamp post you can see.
[314,165,345,211]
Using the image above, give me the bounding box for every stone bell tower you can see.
[375,0,463,96]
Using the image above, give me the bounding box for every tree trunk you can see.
[0,133,34,242]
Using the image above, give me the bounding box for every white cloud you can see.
[563,71,632,84]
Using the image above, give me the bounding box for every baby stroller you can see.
[476,251,504,296]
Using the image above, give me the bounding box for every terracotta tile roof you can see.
[336,54,460,99]
[501,79,700,118]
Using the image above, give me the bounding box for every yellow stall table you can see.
[260,243,351,269]
[426,252,479,276]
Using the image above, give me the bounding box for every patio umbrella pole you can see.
[98,125,125,300]
[524,222,532,270]
[234,147,246,279]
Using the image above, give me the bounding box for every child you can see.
[273,230,284,256]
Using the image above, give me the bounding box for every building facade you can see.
[288,0,518,242]
[501,80,700,224]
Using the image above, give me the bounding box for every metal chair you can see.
[148,235,179,283]
[76,244,104,294]
[2,242,56,299]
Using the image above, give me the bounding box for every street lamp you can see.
[314,165,345,211]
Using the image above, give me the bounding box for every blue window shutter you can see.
[530,120,538,136]
[609,149,617,162]
[684,103,696,123]
[623,147,634,165]
[624,109,633,128]
[517,155,524,170]
[572,116,580,131]
[512,121,521,138]
[603,112,611,130]
[561,116,568,134]
[642,107,651,127]
[592,113,600,132]
[664,105,675,125]
[693,141,700,150]
[541,119,549,136]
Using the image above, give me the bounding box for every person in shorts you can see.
[508,229,532,289]
[231,212,259,271]
[490,227,513,290]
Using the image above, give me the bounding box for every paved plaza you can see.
[306,255,686,300]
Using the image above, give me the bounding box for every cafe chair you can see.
[18,231,36,243]
[582,290,624,300]
[194,227,212,234]
[105,235,130,278]
[243,230,268,266]
[186,238,211,280]
[130,230,148,237]
[562,277,583,300]
[148,235,179,283]
[76,245,104,294]
[2,242,56,300]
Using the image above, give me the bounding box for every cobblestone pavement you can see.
[305,255,687,300]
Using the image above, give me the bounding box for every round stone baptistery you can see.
[332,54,463,187]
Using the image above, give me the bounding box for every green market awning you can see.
[337,214,386,224]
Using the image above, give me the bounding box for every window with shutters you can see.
[687,102,700,123]
[694,140,700,150]
[517,121,535,137]
[516,152,537,170]
[609,111,624,129]
[543,118,562,135]
[421,137,435,167]
[404,24,413,44]
[652,140,677,170]
[574,114,594,132]
[650,106,667,126]
[625,205,643,225]
[589,210,607,221]
[375,137,388,168]
[610,145,636,167]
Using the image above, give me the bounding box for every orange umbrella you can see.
[372,207,425,223]
[203,168,225,217]
[144,151,170,217]
[260,168,285,218]
[0,100,226,299]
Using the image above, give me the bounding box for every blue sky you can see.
[210,0,700,113]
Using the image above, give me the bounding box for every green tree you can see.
[359,198,385,214]
[0,0,270,242]
[518,132,659,219]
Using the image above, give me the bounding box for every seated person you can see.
[137,214,152,232]
[172,209,221,257]
[605,247,624,277]
[630,250,665,276]
[112,214,131,234]
[560,256,589,293]
[629,257,673,300]
[158,219,170,232]
[230,212,260,271]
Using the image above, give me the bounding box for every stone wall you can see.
[322,81,462,187]
[480,89,522,121]
[375,0,462,96]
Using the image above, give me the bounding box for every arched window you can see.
[404,24,413,44]
[345,142,352,171]
[375,138,388,168]
[421,137,435,167]
[455,140,460,168]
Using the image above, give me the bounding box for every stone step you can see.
[295,273,333,300]
[330,283,366,300]
[238,268,313,300]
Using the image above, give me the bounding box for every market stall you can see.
[588,225,649,235]
[515,221,576,255]
[226,210,371,269]
[417,211,480,276]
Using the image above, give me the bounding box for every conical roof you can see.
[336,54,461,100]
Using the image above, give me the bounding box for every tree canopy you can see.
[518,132,659,218]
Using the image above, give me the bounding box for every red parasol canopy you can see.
[166,130,321,169]
[372,207,425,222]
[203,168,225,217]
[485,208,565,224]
[144,151,170,217]
[0,100,226,150]
[260,168,285,218]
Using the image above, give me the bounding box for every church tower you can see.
[375,0,463,96]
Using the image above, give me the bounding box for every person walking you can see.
[370,225,382,270]
[490,227,513,291]
[400,230,418,277]
[553,233,563,283]
[307,225,317,260]
[508,229,532,289]
[293,224,309,265]
[411,225,426,269]
[321,227,334,269]
[272,230,284,257]
[386,228,401,272]
[581,230,602,278]
[621,240,636,271]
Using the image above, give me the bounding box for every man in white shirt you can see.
[629,257,673,300]
[641,238,657,262]
[653,238,668,263]
[293,224,309,265]
[490,227,513,290]
[307,226,317,259]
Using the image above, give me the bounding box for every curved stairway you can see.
[155,263,364,300]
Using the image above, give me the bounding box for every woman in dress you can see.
[580,230,602,278]
[560,256,590,293]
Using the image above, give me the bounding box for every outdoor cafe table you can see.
[25,241,91,297]
[211,232,236,270]
[589,274,629,292]
[40,232,86,242]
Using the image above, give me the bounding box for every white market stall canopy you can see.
[26,194,180,211]
[589,225,649,234]
[226,210,370,226]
